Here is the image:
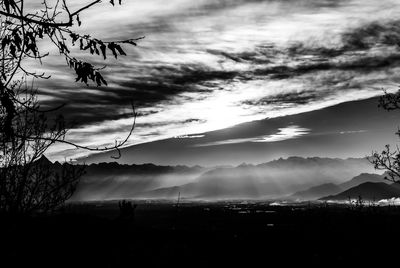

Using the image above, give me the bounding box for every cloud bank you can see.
[30,0,400,160]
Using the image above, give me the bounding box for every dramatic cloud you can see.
[30,0,400,161]
[194,125,310,147]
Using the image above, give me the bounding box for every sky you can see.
[83,97,400,166]
[27,0,400,164]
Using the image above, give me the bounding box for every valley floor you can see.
[1,201,400,267]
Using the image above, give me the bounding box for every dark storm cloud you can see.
[38,84,136,126]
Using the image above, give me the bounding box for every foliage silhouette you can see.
[0,0,140,214]
[370,90,400,182]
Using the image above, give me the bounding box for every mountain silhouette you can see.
[338,173,387,190]
[39,157,379,201]
[35,155,53,166]
[320,182,400,201]
[289,172,387,200]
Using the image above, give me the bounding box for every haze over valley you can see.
[66,156,386,202]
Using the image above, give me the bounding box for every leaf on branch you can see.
[70,33,79,45]
[69,58,108,86]
[82,40,92,51]
[107,42,126,58]
[95,72,107,86]
[38,28,44,39]
[2,37,10,50]
[115,44,126,56]
[12,29,22,50]
[99,42,107,59]
[94,44,100,55]
[77,14,82,26]
[9,44,16,57]
[25,32,38,56]
[108,43,118,58]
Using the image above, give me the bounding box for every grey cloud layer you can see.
[43,19,400,125]
[33,0,400,159]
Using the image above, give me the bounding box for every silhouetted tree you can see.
[370,90,400,182]
[0,0,139,154]
[0,81,86,214]
[0,0,139,214]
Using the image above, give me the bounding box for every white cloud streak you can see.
[194,125,310,147]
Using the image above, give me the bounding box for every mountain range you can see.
[122,157,375,200]
[39,155,396,202]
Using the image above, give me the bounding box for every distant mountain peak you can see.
[36,155,52,165]
[71,157,376,201]
[238,162,253,168]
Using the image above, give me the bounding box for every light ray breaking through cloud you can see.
[29,0,400,161]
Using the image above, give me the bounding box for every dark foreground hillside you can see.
[1,201,400,267]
